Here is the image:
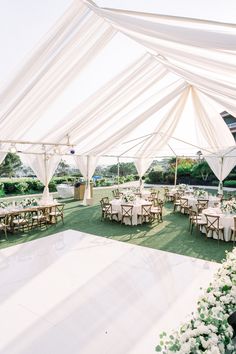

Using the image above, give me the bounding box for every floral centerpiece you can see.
[194,189,207,198]
[221,200,236,214]
[17,198,38,208]
[156,249,236,353]
[178,184,187,191]
[123,192,136,203]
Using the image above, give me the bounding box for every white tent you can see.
[0,0,235,202]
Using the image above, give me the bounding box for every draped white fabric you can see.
[74,155,99,204]
[204,146,236,189]
[21,154,61,204]
[89,3,236,112]
[0,1,116,139]
[0,0,234,173]
[0,152,7,166]
[134,157,153,190]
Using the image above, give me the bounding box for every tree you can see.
[55,160,70,176]
[109,162,137,176]
[191,160,213,181]
[0,153,22,178]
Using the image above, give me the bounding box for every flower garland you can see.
[156,249,236,353]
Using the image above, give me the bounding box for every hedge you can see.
[224,180,236,188]
[0,176,77,196]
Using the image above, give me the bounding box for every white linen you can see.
[201,207,235,242]
[111,199,152,225]
[56,184,74,198]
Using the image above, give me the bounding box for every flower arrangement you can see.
[17,198,38,208]
[194,189,207,198]
[156,249,236,353]
[178,184,187,190]
[221,201,236,214]
[123,192,136,203]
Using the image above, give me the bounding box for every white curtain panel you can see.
[191,88,235,151]
[204,146,236,182]
[21,154,61,204]
[74,155,99,204]
[134,157,153,190]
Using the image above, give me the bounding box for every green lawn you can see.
[0,188,233,263]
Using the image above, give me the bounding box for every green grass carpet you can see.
[0,188,233,263]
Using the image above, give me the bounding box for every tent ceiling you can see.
[0,0,235,160]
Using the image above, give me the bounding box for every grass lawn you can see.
[0,188,233,263]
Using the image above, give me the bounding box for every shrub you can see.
[15,182,28,194]
[4,181,17,194]
[48,180,57,192]
[224,180,236,188]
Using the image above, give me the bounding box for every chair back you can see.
[101,197,109,204]
[121,204,133,217]
[103,203,112,214]
[205,214,220,231]
[140,204,152,216]
[197,199,209,209]
[180,198,188,207]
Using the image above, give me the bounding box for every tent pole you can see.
[117,157,120,189]
[174,157,178,187]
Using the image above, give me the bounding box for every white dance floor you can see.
[0,230,219,354]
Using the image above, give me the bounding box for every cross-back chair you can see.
[121,204,134,225]
[137,204,153,224]
[205,214,224,244]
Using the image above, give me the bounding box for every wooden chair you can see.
[100,199,109,220]
[31,207,49,229]
[103,203,118,221]
[231,216,236,245]
[164,188,174,202]
[11,211,31,233]
[189,208,207,235]
[173,193,181,212]
[197,199,209,211]
[137,204,153,224]
[121,204,134,225]
[205,214,224,244]
[101,197,109,204]
[49,204,64,224]
[134,192,142,198]
[0,215,8,240]
[151,200,163,222]
[112,189,123,199]
[180,198,189,215]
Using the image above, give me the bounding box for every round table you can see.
[110,199,152,225]
[201,207,235,241]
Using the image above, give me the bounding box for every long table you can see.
[0,203,63,232]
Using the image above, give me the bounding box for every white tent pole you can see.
[174,158,178,187]
[117,157,120,189]
[218,156,224,195]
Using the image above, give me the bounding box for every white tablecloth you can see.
[56,184,74,198]
[183,196,220,209]
[201,207,235,242]
[111,199,152,225]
